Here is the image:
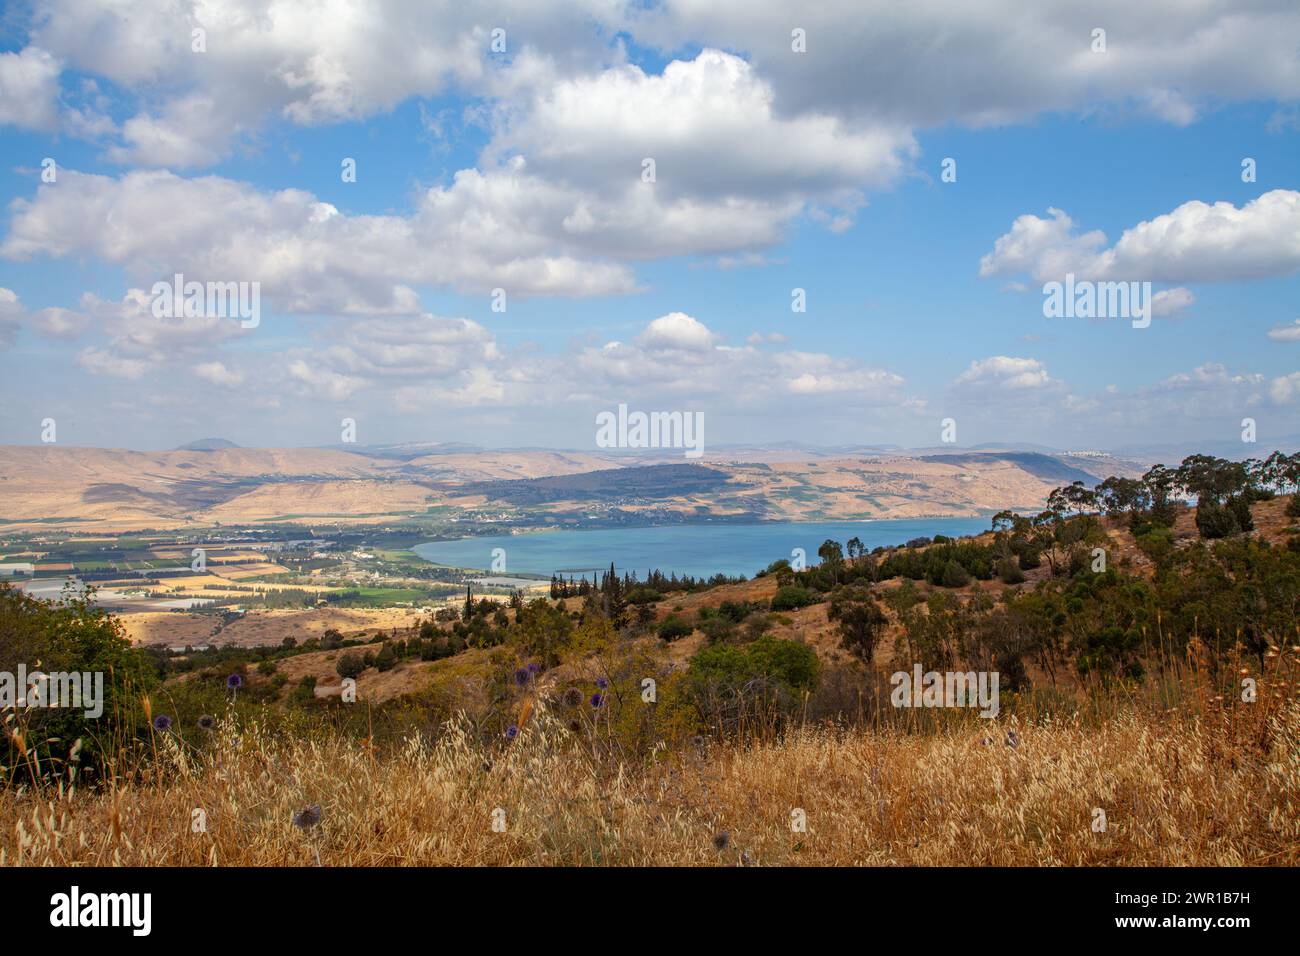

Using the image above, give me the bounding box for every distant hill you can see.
[177,438,240,451]
[464,463,732,505]
[918,452,1099,486]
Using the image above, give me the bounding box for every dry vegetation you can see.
[4,691,1298,866]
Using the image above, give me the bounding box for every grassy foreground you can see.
[4,698,1298,866]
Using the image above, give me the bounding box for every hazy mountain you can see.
[176,438,240,451]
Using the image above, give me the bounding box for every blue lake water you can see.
[413,517,991,580]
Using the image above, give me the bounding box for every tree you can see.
[1141,464,1180,526]
[827,586,887,662]
[817,539,844,584]
[846,536,864,560]
[0,583,155,784]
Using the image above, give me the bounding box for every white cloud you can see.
[1,168,639,306]
[56,289,249,379]
[1270,372,1300,403]
[76,346,150,380]
[1150,287,1195,318]
[0,287,94,343]
[1266,319,1300,342]
[637,312,720,352]
[0,289,21,348]
[489,49,912,231]
[953,356,1059,391]
[28,0,629,165]
[981,191,1300,284]
[193,360,244,387]
[633,1,1300,129]
[0,47,61,131]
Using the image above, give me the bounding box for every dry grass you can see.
[4,698,1297,866]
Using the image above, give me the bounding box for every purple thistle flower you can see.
[505,725,519,740]
[153,715,172,731]
[595,677,609,689]
[513,668,530,686]
[292,804,321,829]
[527,663,541,674]
[226,674,243,690]
[197,714,216,731]
[590,692,604,708]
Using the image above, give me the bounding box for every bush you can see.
[1018,548,1041,571]
[1228,495,1254,532]
[687,635,819,699]
[256,659,277,676]
[290,675,317,704]
[336,651,365,680]
[941,560,971,588]
[375,645,397,672]
[1196,499,1240,539]
[1286,495,1300,518]
[0,583,155,784]
[626,586,662,605]
[698,617,736,644]
[770,585,817,611]
[996,557,1025,584]
[657,615,693,642]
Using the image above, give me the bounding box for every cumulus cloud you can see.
[981,191,1300,285]
[632,0,1300,129]
[1266,319,1300,343]
[0,47,61,131]
[26,0,628,165]
[56,289,250,379]
[0,168,639,306]
[1151,287,1195,317]
[1269,371,1300,403]
[0,287,95,344]
[637,312,720,352]
[952,356,1060,392]
[488,49,912,230]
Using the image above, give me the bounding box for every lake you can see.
[413,517,992,580]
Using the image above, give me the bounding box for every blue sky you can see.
[0,1,1297,453]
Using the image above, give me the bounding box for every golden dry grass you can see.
[4,699,1297,866]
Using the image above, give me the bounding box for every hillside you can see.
[0,444,1143,531]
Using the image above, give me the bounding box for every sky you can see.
[0,0,1297,454]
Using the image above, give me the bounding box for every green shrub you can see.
[0,583,155,784]
[1196,499,1240,539]
[336,651,365,680]
[770,585,817,611]
[657,615,693,642]
[687,635,819,698]
[997,557,1025,584]
[940,560,971,588]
